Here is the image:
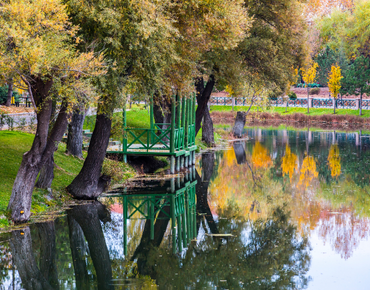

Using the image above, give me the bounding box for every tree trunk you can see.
[37,222,59,289]
[5,81,12,107]
[8,79,69,223]
[307,87,310,114]
[10,228,54,290]
[67,109,86,158]
[132,204,170,277]
[195,75,215,135]
[67,202,113,290]
[359,93,362,116]
[153,94,171,141]
[67,105,112,199]
[201,106,214,146]
[196,153,218,235]
[35,100,58,190]
[35,154,54,189]
[232,112,246,138]
[233,141,246,164]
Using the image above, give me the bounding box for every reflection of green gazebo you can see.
[107,94,197,174]
[118,174,197,255]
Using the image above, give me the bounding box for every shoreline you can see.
[211,111,370,132]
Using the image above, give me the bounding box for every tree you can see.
[281,144,298,181]
[65,0,178,199]
[1,0,102,222]
[298,155,319,188]
[340,56,370,116]
[328,144,341,178]
[301,61,319,114]
[328,64,343,114]
[198,0,307,142]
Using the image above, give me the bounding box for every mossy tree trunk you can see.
[5,80,12,107]
[195,75,215,135]
[67,103,112,199]
[8,78,69,223]
[67,108,86,158]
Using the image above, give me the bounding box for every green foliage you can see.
[319,1,370,58]
[102,158,135,185]
[341,56,370,97]
[309,87,321,95]
[288,91,297,99]
[0,86,7,104]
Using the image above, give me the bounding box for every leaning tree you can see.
[1,0,102,222]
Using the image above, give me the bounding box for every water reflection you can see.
[223,128,370,260]
[1,128,370,289]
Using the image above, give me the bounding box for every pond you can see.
[1,127,370,289]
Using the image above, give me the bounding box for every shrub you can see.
[309,88,320,95]
[288,91,297,99]
[101,158,135,184]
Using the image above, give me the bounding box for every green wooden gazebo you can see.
[107,94,197,173]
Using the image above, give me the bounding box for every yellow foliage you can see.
[251,142,272,169]
[328,144,341,178]
[301,62,319,87]
[328,64,343,99]
[281,144,298,181]
[225,85,235,97]
[298,155,318,188]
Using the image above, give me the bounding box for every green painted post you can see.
[181,96,186,150]
[123,100,127,163]
[177,214,182,252]
[177,94,181,129]
[186,192,191,243]
[170,95,175,154]
[150,95,154,144]
[150,198,154,240]
[170,95,176,173]
[171,195,176,254]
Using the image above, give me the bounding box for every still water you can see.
[1,128,370,289]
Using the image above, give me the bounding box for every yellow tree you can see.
[301,61,319,114]
[328,64,343,114]
[281,144,298,181]
[328,144,341,178]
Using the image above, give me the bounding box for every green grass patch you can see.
[0,130,136,229]
[210,105,370,117]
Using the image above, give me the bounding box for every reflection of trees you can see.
[196,152,219,235]
[251,141,272,169]
[298,155,318,188]
[10,223,57,290]
[327,144,341,178]
[281,144,297,181]
[132,204,310,289]
[67,202,114,290]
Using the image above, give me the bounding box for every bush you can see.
[309,87,320,95]
[0,86,21,104]
[288,91,297,100]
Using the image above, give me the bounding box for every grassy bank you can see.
[210,105,370,118]
[0,130,135,229]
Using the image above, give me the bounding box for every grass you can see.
[210,105,370,118]
[0,131,87,227]
[0,130,136,229]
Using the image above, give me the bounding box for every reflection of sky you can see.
[307,228,370,290]
[101,212,124,259]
